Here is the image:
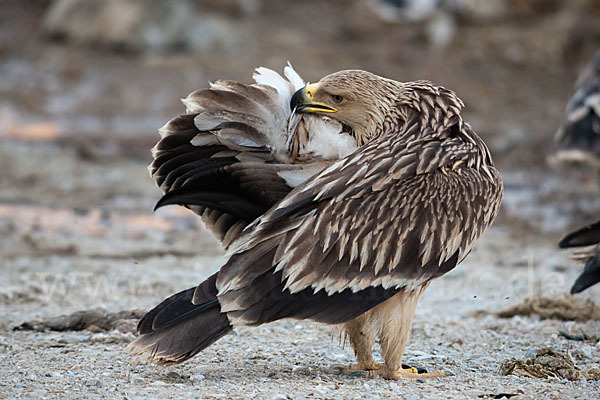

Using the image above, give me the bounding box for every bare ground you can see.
[1,1,600,399]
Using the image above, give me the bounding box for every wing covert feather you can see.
[219,129,502,297]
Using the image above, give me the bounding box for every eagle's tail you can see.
[129,273,232,365]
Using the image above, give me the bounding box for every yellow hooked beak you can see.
[290,83,338,113]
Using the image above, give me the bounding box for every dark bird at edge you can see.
[559,220,600,294]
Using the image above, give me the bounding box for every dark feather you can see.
[221,250,460,327]
[559,221,600,248]
[551,50,600,167]
[148,80,308,247]
[559,220,600,294]
[571,257,600,294]
[131,273,232,365]
[154,189,265,222]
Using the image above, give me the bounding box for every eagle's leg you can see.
[373,287,445,380]
[344,313,381,371]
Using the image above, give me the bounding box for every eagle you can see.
[130,65,503,380]
[559,220,600,294]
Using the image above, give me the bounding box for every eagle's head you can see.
[290,70,398,146]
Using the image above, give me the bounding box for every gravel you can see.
[1,144,599,398]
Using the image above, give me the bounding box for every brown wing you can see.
[213,123,503,325]
[150,80,322,248]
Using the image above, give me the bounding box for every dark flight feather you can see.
[149,84,299,247]
[131,273,232,365]
[559,220,600,294]
[559,221,600,248]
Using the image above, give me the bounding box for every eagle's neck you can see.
[389,81,495,169]
[391,81,464,139]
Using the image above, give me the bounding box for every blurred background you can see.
[1,0,600,311]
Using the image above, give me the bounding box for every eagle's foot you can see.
[370,367,446,380]
[348,359,382,371]
[401,363,428,374]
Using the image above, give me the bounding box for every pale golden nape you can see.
[131,65,503,381]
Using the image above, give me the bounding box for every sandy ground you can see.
[2,2,600,399]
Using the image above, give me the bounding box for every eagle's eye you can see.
[332,94,343,103]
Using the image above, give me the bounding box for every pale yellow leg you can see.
[373,286,446,380]
[344,313,380,371]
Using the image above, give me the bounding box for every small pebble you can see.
[190,374,205,382]
[84,378,102,388]
[292,366,312,375]
[166,371,181,379]
[524,349,536,358]
[328,364,346,375]
[581,345,594,359]
[313,384,326,395]
[132,377,144,385]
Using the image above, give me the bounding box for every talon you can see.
[401,363,428,374]
[348,360,382,372]
[376,368,447,380]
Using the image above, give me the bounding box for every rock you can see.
[84,378,102,388]
[41,0,248,53]
[580,345,595,359]
[524,349,536,358]
[14,309,144,333]
[291,366,312,376]
[190,374,205,383]
[313,384,326,396]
